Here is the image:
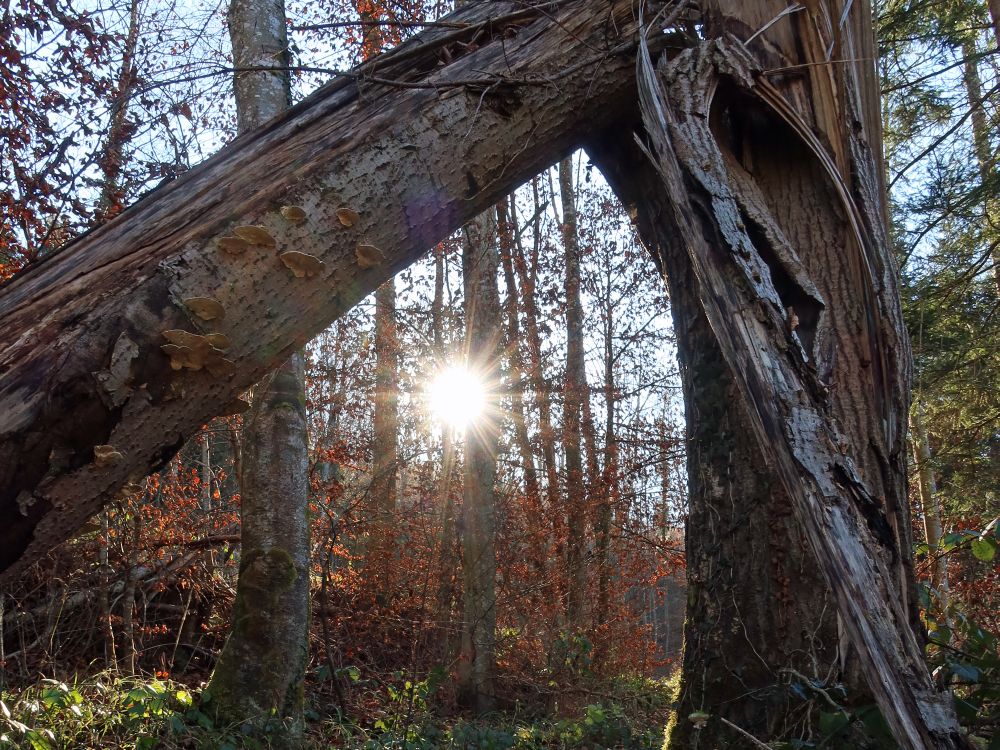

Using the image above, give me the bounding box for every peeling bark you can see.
[0,0,648,581]
[594,32,963,749]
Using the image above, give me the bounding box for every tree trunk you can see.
[959,36,1000,292]
[456,207,501,713]
[370,279,399,582]
[0,0,647,581]
[205,359,310,735]
[911,403,948,599]
[594,293,617,629]
[594,129,840,746]
[94,0,140,225]
[559,157,590,628]
[204,0,308,738]
[497,197,540,505]
[432,243,459,657]
[989,0,1000,49]
[589,9,964,742]
[511,181,562,518]
[356,0,399,591]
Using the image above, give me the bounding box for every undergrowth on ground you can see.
[0,671,674,749]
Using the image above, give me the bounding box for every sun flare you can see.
[427,366,486,432]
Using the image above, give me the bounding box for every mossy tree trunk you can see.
[205,360,310,735]
[205,0,309,738]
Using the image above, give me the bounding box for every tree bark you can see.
[911,402,949,599]
[204,0,309,737]
[959,36,1000,292]
[432,243,459,657]
[594,280,617,633]
[511,181,562,518]
[456,207,501,713]
[558,157,590,628]
[0,0,647,581]
[205,359,310,735]
[592,131,840,747]
[356,0,399,590]
[370,279,399,581]
[590,17,964,745]
[497,197,540,505]
[94,0,140,225]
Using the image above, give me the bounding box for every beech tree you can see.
[202,0,310,737]
[0,0,970,746]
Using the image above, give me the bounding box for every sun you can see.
[427,365,486,432]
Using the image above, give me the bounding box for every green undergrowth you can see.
[0,671,674,749]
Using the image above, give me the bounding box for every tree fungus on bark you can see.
[0,0,969,746]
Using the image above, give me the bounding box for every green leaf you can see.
[970,537,996,561]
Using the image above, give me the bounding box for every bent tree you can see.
[0,0,968,747]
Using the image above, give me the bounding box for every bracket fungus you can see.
[204,333,231,350]
[280,251,325,278]
[217,236,250,255]
[233,225,277,248]
[94,445,124,467]
[336,207,360,227]
[160,330,235,378]
[280,205,308,224]
[355,243,384,269]
[183,296,226,321]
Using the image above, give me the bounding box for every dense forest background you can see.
[0,0,997,747]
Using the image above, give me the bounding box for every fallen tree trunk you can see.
[0,0,648,580]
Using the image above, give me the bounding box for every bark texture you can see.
[911,403,948,599]
[592,125,840,747]
[370,279,399,579]
[204,358,309,733]
[558,157,590,628]
[593,22,963,747]
[457,207,501,713]
[205,0,309,735]
[0,0,648,581]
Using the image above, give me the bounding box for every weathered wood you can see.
[0,0,648,581]
[592,31,965,749]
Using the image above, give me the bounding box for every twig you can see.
[719,716,774,749]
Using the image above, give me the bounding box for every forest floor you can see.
[0,669,676,749]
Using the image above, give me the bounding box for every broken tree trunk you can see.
[589,22,965,748]
[0,0,648,581]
